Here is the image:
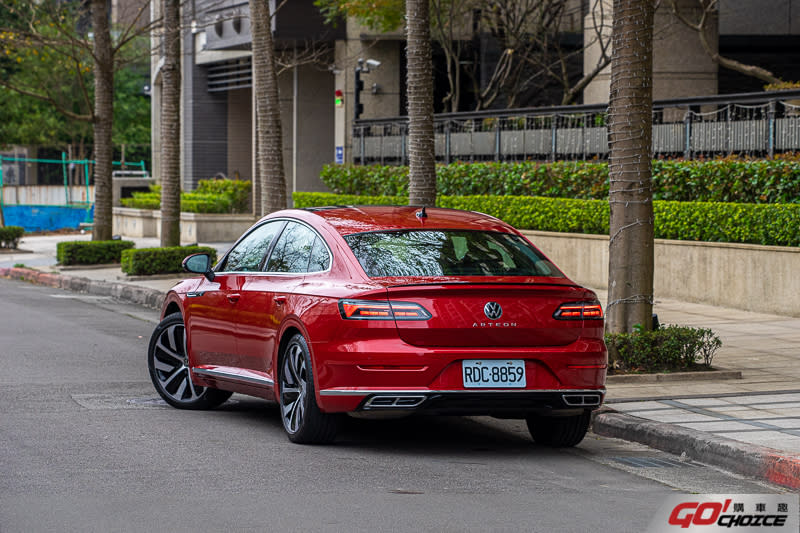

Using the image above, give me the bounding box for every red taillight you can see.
[553,301,604,320]
[339,299,432,321]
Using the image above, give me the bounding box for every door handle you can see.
[227,293,241,304]
[274,295,287,306]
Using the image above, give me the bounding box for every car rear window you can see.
[344,230,564,278]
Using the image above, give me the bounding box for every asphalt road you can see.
[0,279,781,533]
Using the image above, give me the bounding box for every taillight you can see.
[553,301,604,320]
[339,299,432,321]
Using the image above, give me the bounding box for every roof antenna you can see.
[416,206,428,219]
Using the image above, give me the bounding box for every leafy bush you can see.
[0,226,24,249]
[293,192,800,246]
[120,245,217,276]
[605,325,722,373]
[57,240,135,265]
[320,155,800,204]
[120,179,252,213]
[196,179,252,212]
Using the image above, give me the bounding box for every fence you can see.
[0,154,148,207]
[0,154,148,232]
[352,89,800,165]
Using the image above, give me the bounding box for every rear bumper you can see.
[320,388,605,416]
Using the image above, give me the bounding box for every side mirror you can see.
[182,253,215,282]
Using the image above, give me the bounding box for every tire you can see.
[148,312,232,410]
[279,333,340,444]
[526,410,591,448]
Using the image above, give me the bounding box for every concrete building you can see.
[150,1,800,199]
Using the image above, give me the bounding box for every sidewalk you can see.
[2,234,799,490]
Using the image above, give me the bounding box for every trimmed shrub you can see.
[120,179,252,214]
[56,240,135,265]
[320,155,800,204]
[605,325,722,373]
[196,179,252,212]
[121,245,217,276]
[0,226,24,249]
[121,194,160,210]
[294,192,800,247]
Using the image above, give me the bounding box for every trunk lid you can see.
[386,283,592,348]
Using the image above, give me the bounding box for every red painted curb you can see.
[593,411,800,491]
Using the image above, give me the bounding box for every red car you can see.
[148,206,607,446]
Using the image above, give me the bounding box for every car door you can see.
[236,221,323,379]
[186,220,285,371]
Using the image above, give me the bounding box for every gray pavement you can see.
[2,233,799,490]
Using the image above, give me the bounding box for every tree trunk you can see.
[91,0,114,241]
[406,0,436,206]
[160,0,182,246]
[250,0,287,214]
[606,0,655,334]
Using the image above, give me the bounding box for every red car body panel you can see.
[161,206,607,415]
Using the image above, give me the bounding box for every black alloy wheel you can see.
[148,313,232,409]
[279,333,340,444]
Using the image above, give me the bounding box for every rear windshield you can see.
[344,230,564,278]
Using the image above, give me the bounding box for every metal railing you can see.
[352,89,800,165]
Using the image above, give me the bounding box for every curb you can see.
[592,410,800,491]
[606,369,742,384]
[0,267,165,309]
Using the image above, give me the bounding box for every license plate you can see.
[462,359,526,388]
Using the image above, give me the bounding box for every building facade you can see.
[150,0,800,200]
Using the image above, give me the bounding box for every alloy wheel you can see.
[280,340,308,434]
[151,321,205,403]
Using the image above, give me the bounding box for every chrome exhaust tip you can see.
[562,394,602,407]
[363,395,427,409]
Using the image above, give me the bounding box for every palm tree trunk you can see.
[91,0,114,241]
[250,0,287,214]
[606,0,655,334]
[406,0,436,206]
[160,0,182,246]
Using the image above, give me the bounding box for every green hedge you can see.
[605,325,722,373]
[121,246,218,276]
[0,226,24,249]
[120,179,252,213]
[293,192,800,247]
[320,155,800,204]
[56,240,136,265]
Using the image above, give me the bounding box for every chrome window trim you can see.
[215,217,333,275]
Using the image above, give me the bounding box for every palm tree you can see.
[606,0,656,334]
[406,0,436,207]
[91,0,114,240]
[250,0,287,215]
[160,0,181,246]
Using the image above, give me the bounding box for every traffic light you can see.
[335,89,344,107]
[354,67,364,120]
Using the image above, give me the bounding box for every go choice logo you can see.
[648,494,798,532]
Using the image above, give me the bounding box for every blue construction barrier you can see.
[1,205,94,232]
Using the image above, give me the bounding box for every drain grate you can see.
[612,456,696,468]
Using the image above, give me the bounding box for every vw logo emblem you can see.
[484,302,503,320]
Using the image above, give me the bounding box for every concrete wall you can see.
[584,0,718,105]
[335,39,403,163]
[113,207,255,244]
[521,230,800,317]
[719,0,800,34]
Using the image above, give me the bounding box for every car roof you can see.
[296,205,515,236]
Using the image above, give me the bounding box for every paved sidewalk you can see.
[2,234,799,490]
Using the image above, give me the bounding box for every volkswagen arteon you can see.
[147,206,607,446]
